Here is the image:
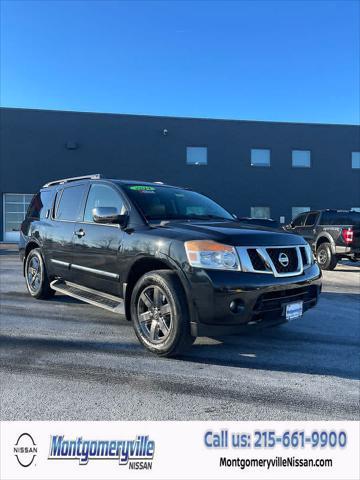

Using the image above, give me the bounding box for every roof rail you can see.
[43,174,102,188]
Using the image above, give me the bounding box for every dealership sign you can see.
[2,421,359,479]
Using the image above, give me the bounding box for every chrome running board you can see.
[50,279,125,314]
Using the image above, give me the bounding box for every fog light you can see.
[229,299,245,314]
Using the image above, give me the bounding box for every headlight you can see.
[304,244,314,265]
[184,240,241,271]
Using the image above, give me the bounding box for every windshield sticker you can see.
[129,185,156,191]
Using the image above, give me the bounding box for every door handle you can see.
[75,229,85,238]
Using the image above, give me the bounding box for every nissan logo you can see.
[278,252,289,267]
[13,433,37,467]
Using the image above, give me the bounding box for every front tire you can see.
[25,248,55,299]
[316,242,338,270]
[131,270,194,356]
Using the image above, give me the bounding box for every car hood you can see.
[159,220,306,247]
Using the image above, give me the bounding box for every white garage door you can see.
[3,193,33,242]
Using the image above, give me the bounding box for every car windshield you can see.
[122,184,234,222]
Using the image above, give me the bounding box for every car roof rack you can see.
[43,174,102,188]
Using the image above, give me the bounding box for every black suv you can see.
[285,209,360,270]
[20,175,321,356]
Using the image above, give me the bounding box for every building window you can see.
[352,152,360,169]
[250,206,271,219]
[3,193,34,242]
[292,150,311,168]
[186,146,207,165]
[251,149,270,167]
[292,206,310,219]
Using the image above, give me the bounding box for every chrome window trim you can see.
[76,220,121,228]
[237,245,311,278]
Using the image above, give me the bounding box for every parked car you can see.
[285,209,360,270]
[237,217,280,229]
[20,175,321,356]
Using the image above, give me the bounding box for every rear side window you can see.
[27,190,54,219]
[320,211,360,226]
[55,185,87,221]
[305,213,318,226]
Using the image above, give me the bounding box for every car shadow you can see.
[3,290,83,304]
[333,268,360,273]
[0,249,18,256]
[1,292,358,381]
[179,291,360,380]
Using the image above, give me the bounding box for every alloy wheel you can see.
[137,285,172,344]
[27,255,42,293]
[317,249,327,265]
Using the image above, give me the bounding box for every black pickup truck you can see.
[20,175,321,356]
[285,209,360,270]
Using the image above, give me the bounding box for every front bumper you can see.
[186,263,322,336]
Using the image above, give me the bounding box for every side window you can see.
[305,213,318,226]
[319,212,332,225]
[55,185,87,221]
[83,184,125,223]
[293,214,306,227]
[27,190,54,219]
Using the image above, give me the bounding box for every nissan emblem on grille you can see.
[278,252,289,267]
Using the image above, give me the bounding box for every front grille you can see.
[247,249,267,271]
[266,247,298,273]
[299,246,308,266]
[254,285,318,314]
[237,244,309,277]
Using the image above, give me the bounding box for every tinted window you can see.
[320,211,360,226]
[250,206,271,219]
[84,184,125,222]
[293,214,307,227]
[55,185,87,221]
[352,152,360,169]
[251,149,270,167]
[292,206,310,219]
[27,190,54,219]
[292,150,311,168]
[305,213,318,226]
[186,147,207,165]
[123,184,233,221]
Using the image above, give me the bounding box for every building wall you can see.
[1,107,359,241]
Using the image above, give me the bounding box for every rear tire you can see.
[316,242,338,270]
[25,248,55,299]
[131,270,194,356]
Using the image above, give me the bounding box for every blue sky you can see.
[0,0,359,124]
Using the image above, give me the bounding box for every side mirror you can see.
[287,222,294,229]
[92,207,128,227]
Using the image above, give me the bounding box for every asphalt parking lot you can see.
[0,246,359,420]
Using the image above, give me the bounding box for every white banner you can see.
[1,421,359,480]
